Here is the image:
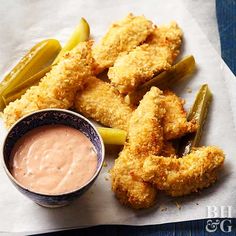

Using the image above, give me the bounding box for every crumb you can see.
[175,201,181,210]
[103,161,108,167]
[186,87,192,93]
[196,203,199,205]
[105,176,109,181]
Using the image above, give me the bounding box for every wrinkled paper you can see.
[0,0,236,234]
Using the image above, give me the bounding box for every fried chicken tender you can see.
[111,87,165,209]
[128,87,165,155]
[74,76,133,131]
[75,82,196,140]
[161,141,176,157]
[3,41,95,128]
[108,45,172,94]
[108,22,182,94]
[111,147,157,209]
[93,13,153,72]
[142,146,225,196]
[111,87,224,208]
[163,90,197,140]
[146,22,182,62]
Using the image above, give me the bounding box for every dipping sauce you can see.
[9,124,98,195]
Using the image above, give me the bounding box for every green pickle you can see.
[3,66,52,104]
[178,84,212,156]
[126,55,196,105]
[2,18,90,108]
[53,17,90,64]
[0,39,61,110]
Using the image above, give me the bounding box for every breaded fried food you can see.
[128,87,165,155]
[93,13,154,72]
[3,41,95,128]
[111,147,157,209]
[163,90,197,140]
[160,141,176,157]
[142,146,225,196]
[108,44,172,94]
[107,22,182,94]
[111,87,165,208]
[75,83,196,140]
[146,22,182,62]
[74,76,133,131]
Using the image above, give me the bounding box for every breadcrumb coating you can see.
[75,84,196,140]
[128,87,166,156]
[142,146,225,196]
[93,13,153,72]
[107,22,182,94]
[111,147,157,209]
[111,87,165,208]
[163,90,197,140]
[75,76,133,131]
[108,44,172,94]
[147,22,182,62]
[160,141,176,157]
[3,41,95,128]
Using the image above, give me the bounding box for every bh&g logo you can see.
[205,206,232,233]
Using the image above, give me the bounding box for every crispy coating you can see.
[142,146,225,196]
[111,147,157,209]
[75,84,196,140]
[163,90,197,140]
[3,41,95,128]
[74,76,133,131]
[147,22,182,62]
[128,87,166,156]
[108,44,171,94]
[111,87,165,208]
[93,13,153,72]
[107,22,182,94]
[160,141,176,157]
[123,88,197,139]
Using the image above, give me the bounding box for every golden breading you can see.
[3,41,95,128]
[160,141,176,157]
[108,44,171,94]
[147,22,182,62]
[107,22,182,94]
[142,146,225,196]
[128,87,166,156]
[163,90,197,140]
[93,13,153,72]
[111,87,165,208]
[75,85,196,140]
[74,76,133,131]
[111,147,157,209]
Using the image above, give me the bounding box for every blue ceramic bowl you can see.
[2,109,105,208]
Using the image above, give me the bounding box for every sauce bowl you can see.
[2,109,105,208]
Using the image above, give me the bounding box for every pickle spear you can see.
[125,55,196,105]
[3,66,52,104]
[97,127,127,145]
[54,17,90,64]
[2,18,90,107]
[178,84,212,156]
[0,39,61,110]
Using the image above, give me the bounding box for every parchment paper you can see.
[0,0,236,234]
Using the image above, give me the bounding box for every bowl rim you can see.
[2,108,105,197]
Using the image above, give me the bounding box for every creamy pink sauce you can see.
[10,124,98,195]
